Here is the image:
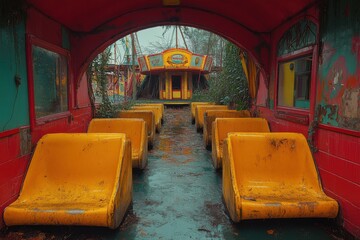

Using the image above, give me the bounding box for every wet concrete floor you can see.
[1,106,347,240]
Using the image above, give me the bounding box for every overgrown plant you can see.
[192,42,250,110]
[90,49,116,118]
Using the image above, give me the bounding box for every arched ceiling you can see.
[26,0,318,81]
[27,0,317,34]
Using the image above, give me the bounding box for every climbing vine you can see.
[89,49,117,118]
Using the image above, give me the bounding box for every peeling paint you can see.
[318,0,360,131]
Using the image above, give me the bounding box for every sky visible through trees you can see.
[109,26,226,68]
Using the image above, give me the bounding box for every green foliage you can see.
[191,89,212,102]
[192,42,250,110]
[114,100,135,111]
[90,49,117,118]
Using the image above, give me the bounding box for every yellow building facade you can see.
[138,48,213,100]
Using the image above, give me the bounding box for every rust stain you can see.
[269,138,289,149]
[203,201,226,227]
[119,211,139,231]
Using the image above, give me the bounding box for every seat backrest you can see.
[205,110,251,134]
[117,110,155,136]
[88,118,145,152]
[196,105,228,127]
[227,132,322,191]
[20,133,127,196]
[216,118,270,141]
[137,103,164,116]
[132,106,161,124]
[191,102,214,117]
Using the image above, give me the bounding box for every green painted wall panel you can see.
[0,22,29,131]
[62,26,70,50]
[318,0,360,131]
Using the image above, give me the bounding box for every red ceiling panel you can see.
[27,0,317,33]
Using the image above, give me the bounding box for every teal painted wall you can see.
[0,22,29,131]
[62,26,70,50]
[318,0,360,131]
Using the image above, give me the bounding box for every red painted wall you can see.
[256,2,360,238]
[0,8,92,228]
[0,131,30,227]
[315,128,360,237]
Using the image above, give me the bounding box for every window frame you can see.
[27,35,72,129]
[274,46,317,125]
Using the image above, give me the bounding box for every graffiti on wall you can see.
[318,0,360,131]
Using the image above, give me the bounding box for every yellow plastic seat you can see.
[212,118,270,169]
[203,110,251,148]
[190,102,214,124]
[117,110,155,148]
[222,132,339,222]
[136,103,164,122]
[4,133,132,229]
[88,118,148,169]
[132,106,162,132]
[195,105,228,131]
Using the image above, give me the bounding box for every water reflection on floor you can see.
[2,106,345,240]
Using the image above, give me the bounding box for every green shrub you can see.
[192,42,250,109]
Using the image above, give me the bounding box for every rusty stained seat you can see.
[212,118,270,169]
[117,110,155,148]
[88,118,148,169]
[132,105,162,132]
[203,109,251,149]
[222,132,339,222]
[190,102,214,124]
[195,105,228,131]
[4,133,132,229]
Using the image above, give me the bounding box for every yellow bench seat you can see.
[4,133,132,229]
[190,102,214,124]
[88,118,148,169]
[195,105,228,131]
[212,118,270,169]
[132,106,162,132]
[135,103,164,121]
[117,110,155,148]
[222,132,339,222]
[203,109,251,148]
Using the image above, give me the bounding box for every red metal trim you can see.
[277,47,314,62]
[30,35,70,56]
[318,124,360,138]
[275,111,309,125]
[276,106,309,115]
[26,35,72,130]
[26,35,36,131]
[0,128,19,138]
[36,111,71,126]
[309,38,319,123]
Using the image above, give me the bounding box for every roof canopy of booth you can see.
[138,48,213,75]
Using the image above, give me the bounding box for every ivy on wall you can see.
[89,49,117,118]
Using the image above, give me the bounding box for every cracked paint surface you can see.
[318,0,360,131]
